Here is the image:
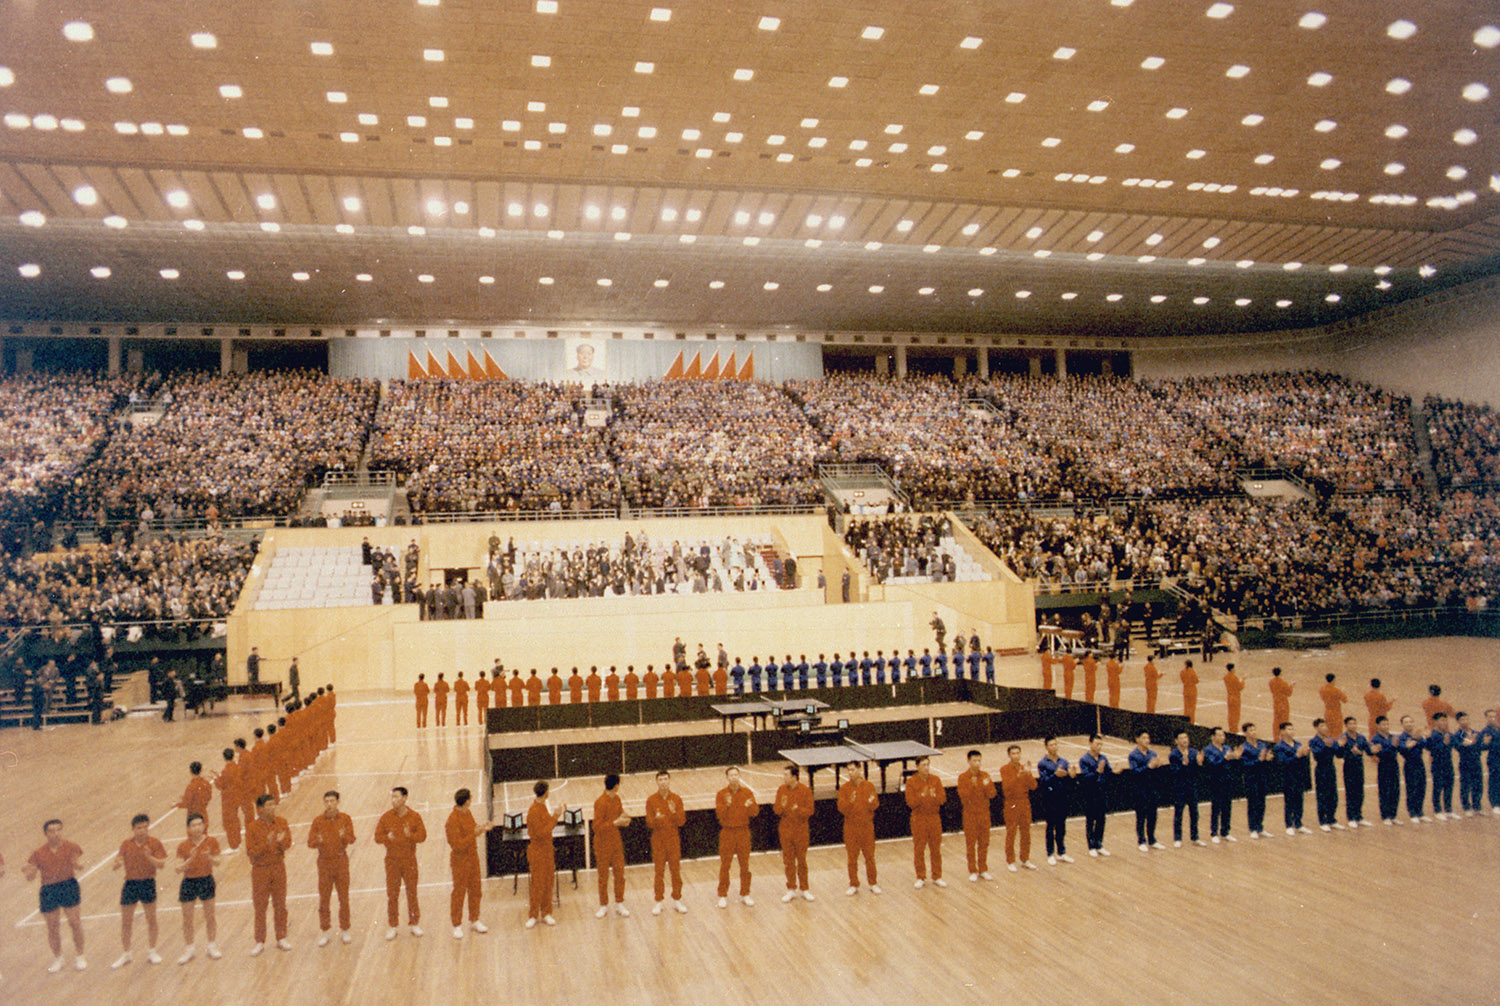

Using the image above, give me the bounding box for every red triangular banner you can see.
[664,351,684,379]
[738,353,754,380]
[484,351,508,380]
[467,351,485,380]
[720,352,736,380]
[684,352,702,379]
[702,352,720,379]
[444,351,465,379]
[407,350,427,379]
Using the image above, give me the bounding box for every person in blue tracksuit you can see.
[1454,712,1484,816]
[1274,723,1311,834]
[1369,716,1402,824]
[813,656,828,689]
[1237,723,1271,838]
[1036,737,1076,864]
[1337,717,1373,827]
[730,660,745,695]
[1396,715,1430,822]
[829,655,844,688]
[1128,731,1164,851]
[1077,734,1118,855]
[747,658,763,693]
[1168,730,1203,847]
[1309,719,1343,831]
[1427,713,1456,819]
[1202,727,1234,842]
[1483,709,1500,815]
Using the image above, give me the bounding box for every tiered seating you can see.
[488,533,788,600]
[1425,395,1500,488]
[255,546,370,610]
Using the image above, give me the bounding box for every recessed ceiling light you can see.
[536,0,558,11]
[923,244,941,252]
[816,283,833,291]
[638,126,657,139]
[1225,64,1250,78]
[968,288,984,297]
[610,206,627,221]
[357,113,379,126]
[1329,263,1348,273]
[848,139,867,151]
[650,8,671,21]
[1320,158,1341,169]
[964,130,984,142]
[63,21,94,41]
[1150,294,1167,303]
[182,218,204,230]
[1005,93,1026,105]
[61,118,85,131]
[311,42,334,56]
[326,91,347,104]
[292,271,310,281]
[523,139,541,150]
[686,208,703,222]
[1283,261,1303,271]
[1086,230,1105,242]
[1476,26,1500,48]
[536,276,555,286]
[1307,72,1332,86]
[529,54,549,67]
[1383,124,1408,140]
[1454,129,1478,145]
[758,15,780,30]
[105,76,132,93]
[1166,108,1189,119]
[1254,153,1274,165]
[763,281,779,291]
[1085,252,1104,261]
[1325,293,1341,303]
[17,263,40,278]
[1419,264,1436,278]
[225,269,245,280]
[1386,20,1417,40]
[165,189,191,209]
[864,241,882,251]
[681,128,700,141]
[1206,2,1234,16]
[1298,12,1327,29]
[960,36,982,49]
[1386,78,1411,95]
[72,184,99,206]
[1103,292,1122,302]
[87,265,112,279]
[1053,46,1076,59]
[335,223,354,234]
[355,273,373,282]
[868,285,884,294]
[102,215,127,229]
[1189,296,1208,305]
[653,279,669,288]
[1202,236,1221,248]
[1087,100,1110,112]
[1235,259,1254,268]
[407,225,426,235]
[828,76,848,88]
[242,126,264,139]
[428,96,449,109]
[339,132,358,143]
[1141,56,1165,70]
[708,280,724,289]
[616,232,632,241]
[219,84,244,99]
[1447,165,1468,180]
[733,68,753,81]
[1114,142,1136,154]
[1041,137,1061,147]
[1314,119,1337,132]
[259,221,281,232]
[808,136,827,148]
[862,26,885,40]
[415,274,435,284]
[1462,83,1490,102]
[255,193,276,210]
[550,229,566,238]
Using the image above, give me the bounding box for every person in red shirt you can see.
[434,673,451,725]
[176,761,213,826]
[1223,664,1246,733]
[173,812,222,964]
[24,819,87,973]
[1105,657,1123,708]
[307,790,356,945]
[1181,660,1200,723]
[837,761,881,895]
[453,672,470,726]
[1000,746,1039,871]
[374,786,427,939]
[245,793,293,955]
[110,813,168,968]
[446,788,492,937]
[1061,652,1077,701]
[773,765,815,902]
[1269,667,1294,730]
[526,781,559,928]
[1082,653,1098,704]
[214,748,244,850]
[592,774,631,918]
[624,665,640,701]
[586,666,603,703]
[904,755,946,887]
[646,771,688,914]
[1144,657,1163,714]
[715,766,759,907]
[414,674,430,728]
[1365,678,1394,737]
[956,749,997,881]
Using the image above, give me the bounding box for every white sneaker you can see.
[616,904,631,917]
[1421,816,1433,823]
[1099,848,1111,857]
[981,871,994,879]
[249,943,265,957]
[653,901,664,915]
[742,896,755,907]
[408,927,422,938]
[673,900,687,914]
[1492,807,1499,816]
[718,897,729,908]
[1286,827,1296,836]
[1059,855,1075,864]
[206,943,223,959]
[1151,842,1166,850]
[1139,843,1149,852]
[1225,835,1237,842]
[933,878,947,888]
[1211,836,1221,844]
[1360,820,1374,828]
[846,886,858,896]
[339,930,352,944]
[146,950,162,965]
[1297,827,1312,834]
[177,947,195,965]
[1008,863,1018,872]
[111,952,133,970]
[802,891,815,902]
[1383,819,1393,826]
[48,957,65,974]
[870,885,883,895]
[318,933,330,947]
[1320,824,1331,833]
[276,939,292,951]
[781,891,797,903]
[454,926,466,938]
[384,928,397,941]
[968,872,979,882]
[1022,861,1037,870]
[1088,849,1099,858]
[1047,855,1057,865]
[596,906,609,918]
[74,956,87,971]
[913,879,925,889]
[1467,810,1476,818]
[1332,823,1346,831]
[1249,831,1261,839]
[1173,840,1183,848]
[542,915,556,927]
[524,918,537,930]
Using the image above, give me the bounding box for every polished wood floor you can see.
[3,636,1499,1004]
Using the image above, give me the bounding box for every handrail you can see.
[322,471,397,489]
[416,507,620,524]
[631,502,824,518]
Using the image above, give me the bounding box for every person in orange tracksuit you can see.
[567,668,583,704]
[1319,673,1347,729]
[1180,660,1200,722]
[475,671,490,721]
[453,673,469,725]
[999,745,1038,870]
[712,663,728,695]
[307,790,356,945]
[509,670,525,708]
[414,674,430,728]
[606,667,621,701]
[373,786,427,939]
[837,761,881,895]
[526,670,543,706]
[546,669,563,705]
[904,755,946,887]
[1421,684,1455,728]
[214,749,243,850]
[586,666,602,704]
[245,794,293,954]
[956,749,997,880]
[1365,678,1394,737]
[646,770,688,914]
[1144,657,1163,714]
[250,728,278,800]
[644,665,660,700]
[1269,667,1294,731]
[434,673,450,725]
[446,788,491,938]
[676,665,695,697]
[525,781,559,928]
[1223,664,1246,733]
[696,663,713,697]
[773,765,815,902]
[592,774,631,918]
[1105,656,1123,708]
[177,761,213,828]
[661,663,676,699]
[624,665,640,701]
[1082,653,1098,704]
[234,739,258,839]
[715,766,759,907]
[1061,652,1077,700]
[1040,650,1054,692]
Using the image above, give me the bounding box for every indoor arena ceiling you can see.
[1,0,1499,337]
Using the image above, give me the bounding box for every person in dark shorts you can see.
[22,819,88,973]
[175,813,224,963]
[111,813,168,968]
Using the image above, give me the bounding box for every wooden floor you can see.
[3,636,1500,1004]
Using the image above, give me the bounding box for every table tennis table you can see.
[779,739,942,794]
[712,698,831,733]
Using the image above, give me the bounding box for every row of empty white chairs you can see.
[255,546,374,610]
